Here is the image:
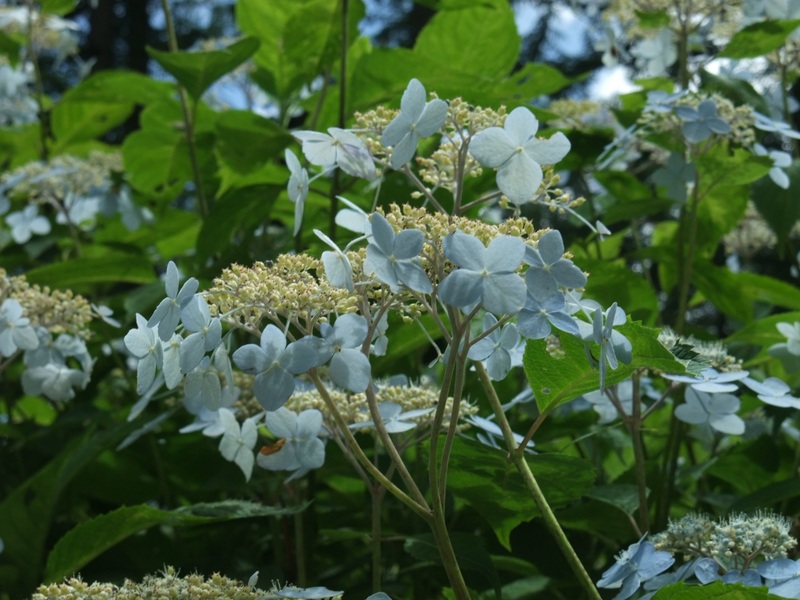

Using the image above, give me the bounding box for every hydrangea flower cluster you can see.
[0,268,97,404]
[600,511,800,598]
[122,79,636,486]
[0,152,151,245]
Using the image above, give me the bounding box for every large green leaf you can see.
[443,437,595,549]
[237,0,340,100]
[523,321,686,412]
[414,2,519,81]
[147,37,260,101]
[215,110,292,173]
[693,263,800,322]
[59,70,174,105]
[51,100,133,150]
[24,252,155,289]
[752,162,800,249]
[726,311,800,347]
[0,423,137,597]
[405,532,501,599]
[44,500,309,582]
[122,128,193,199]
[720,19,800,59]
[653,581,781,599]
[581,259,660,325]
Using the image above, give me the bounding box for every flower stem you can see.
[476,362,601,600]
[160,0,209,217]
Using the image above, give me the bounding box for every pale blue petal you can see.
[261,324,287,359]
[485,235,525,272]
[381,114,411,147]
[389,130,418,169]
[165,261,179,298]
[469,127,515,168]
[416,98,448,137]
[518,310,551,339]
[266,407,298,439]
[294,130,336,166]
[330,348,371,392]
[709,413,745,435]
[296,409,323,438]
[401,78,426,122]
[442,230,485,270]
[551,261,587,288]
[497,152,542,204]
[284,340,319,374]
[486,349,512,380]
[179,331,206,373]
[483,272,526,315]
[537,230,565,264]
[438,270,483,307]
[297,438,326,469]
[525,131,571,165]
[332,313,368,347]
[232,343,269,374]
[393,228,424,260]
[254,368,295,411]
[395,261,432,293]
[370,212,396,254]
[504,107,540,145]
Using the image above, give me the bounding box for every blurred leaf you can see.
[51,100,133,150]
[61,70,174,105]
[147,37,260,101]
[122,129,193,199]
[726,311,800,347]
[752,162,800,249]
[215,110,292,173]
[414,2,519,81]
[443,437,595,549]
[237,0,340,100]
[45,500,309,582]
[524,321,685,411]
[39,0,78,15]
[720,19,800,59]
[699,69,771,114]
[586,484,640,515]
[653,580,781,598]
[0,423,137,596]
[404,532,501,598]
[635,10,670,28]
[25,253,154,289]
[581,260,660,325]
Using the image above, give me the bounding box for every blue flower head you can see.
[438,230,527,315]
[597,535,675,600]
[381,78,448,169]
[469,107,570,205]
[365,212,432,294]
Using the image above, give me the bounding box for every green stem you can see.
[308,371,430,518]
[629,373,650,532]
[293,508,307,586]
[160,0,209,217]
[371,484,385,593]
[655,394,683,530]
[674,150,702,334]
[476,363,601,600]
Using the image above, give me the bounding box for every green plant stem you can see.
[25,0,49,160]
[371,483,385,593]
[308,370,430,518]
[160,0,209,217]
[629,373,650,532]
[674,153,702,334]
[655,397,683,530]
[476,363,601,600]
[293,508,307,586]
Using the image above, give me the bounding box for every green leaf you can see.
[39,0,78,15]
[752,162,800,248]
[237,0,340,100]
[44,500,309,582]
[699,69,771,115]
[720,19,800,59]
[693,263,800,322]
[653,580,780,599]
[59,70,174,105]
[122,128,193,199]
[523,321,686,412]
[215,110,292,173]
[404,532,501,598]
[635,10,670,28]
[443,437,595,549]
[726,311,800,347]
[0,423,138,596]
[24,253,155,289]
[414,2,519,81]
[581,259,660,325]
[51,100,133,150]
[147,37,260,101]
[586,484,641,515]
